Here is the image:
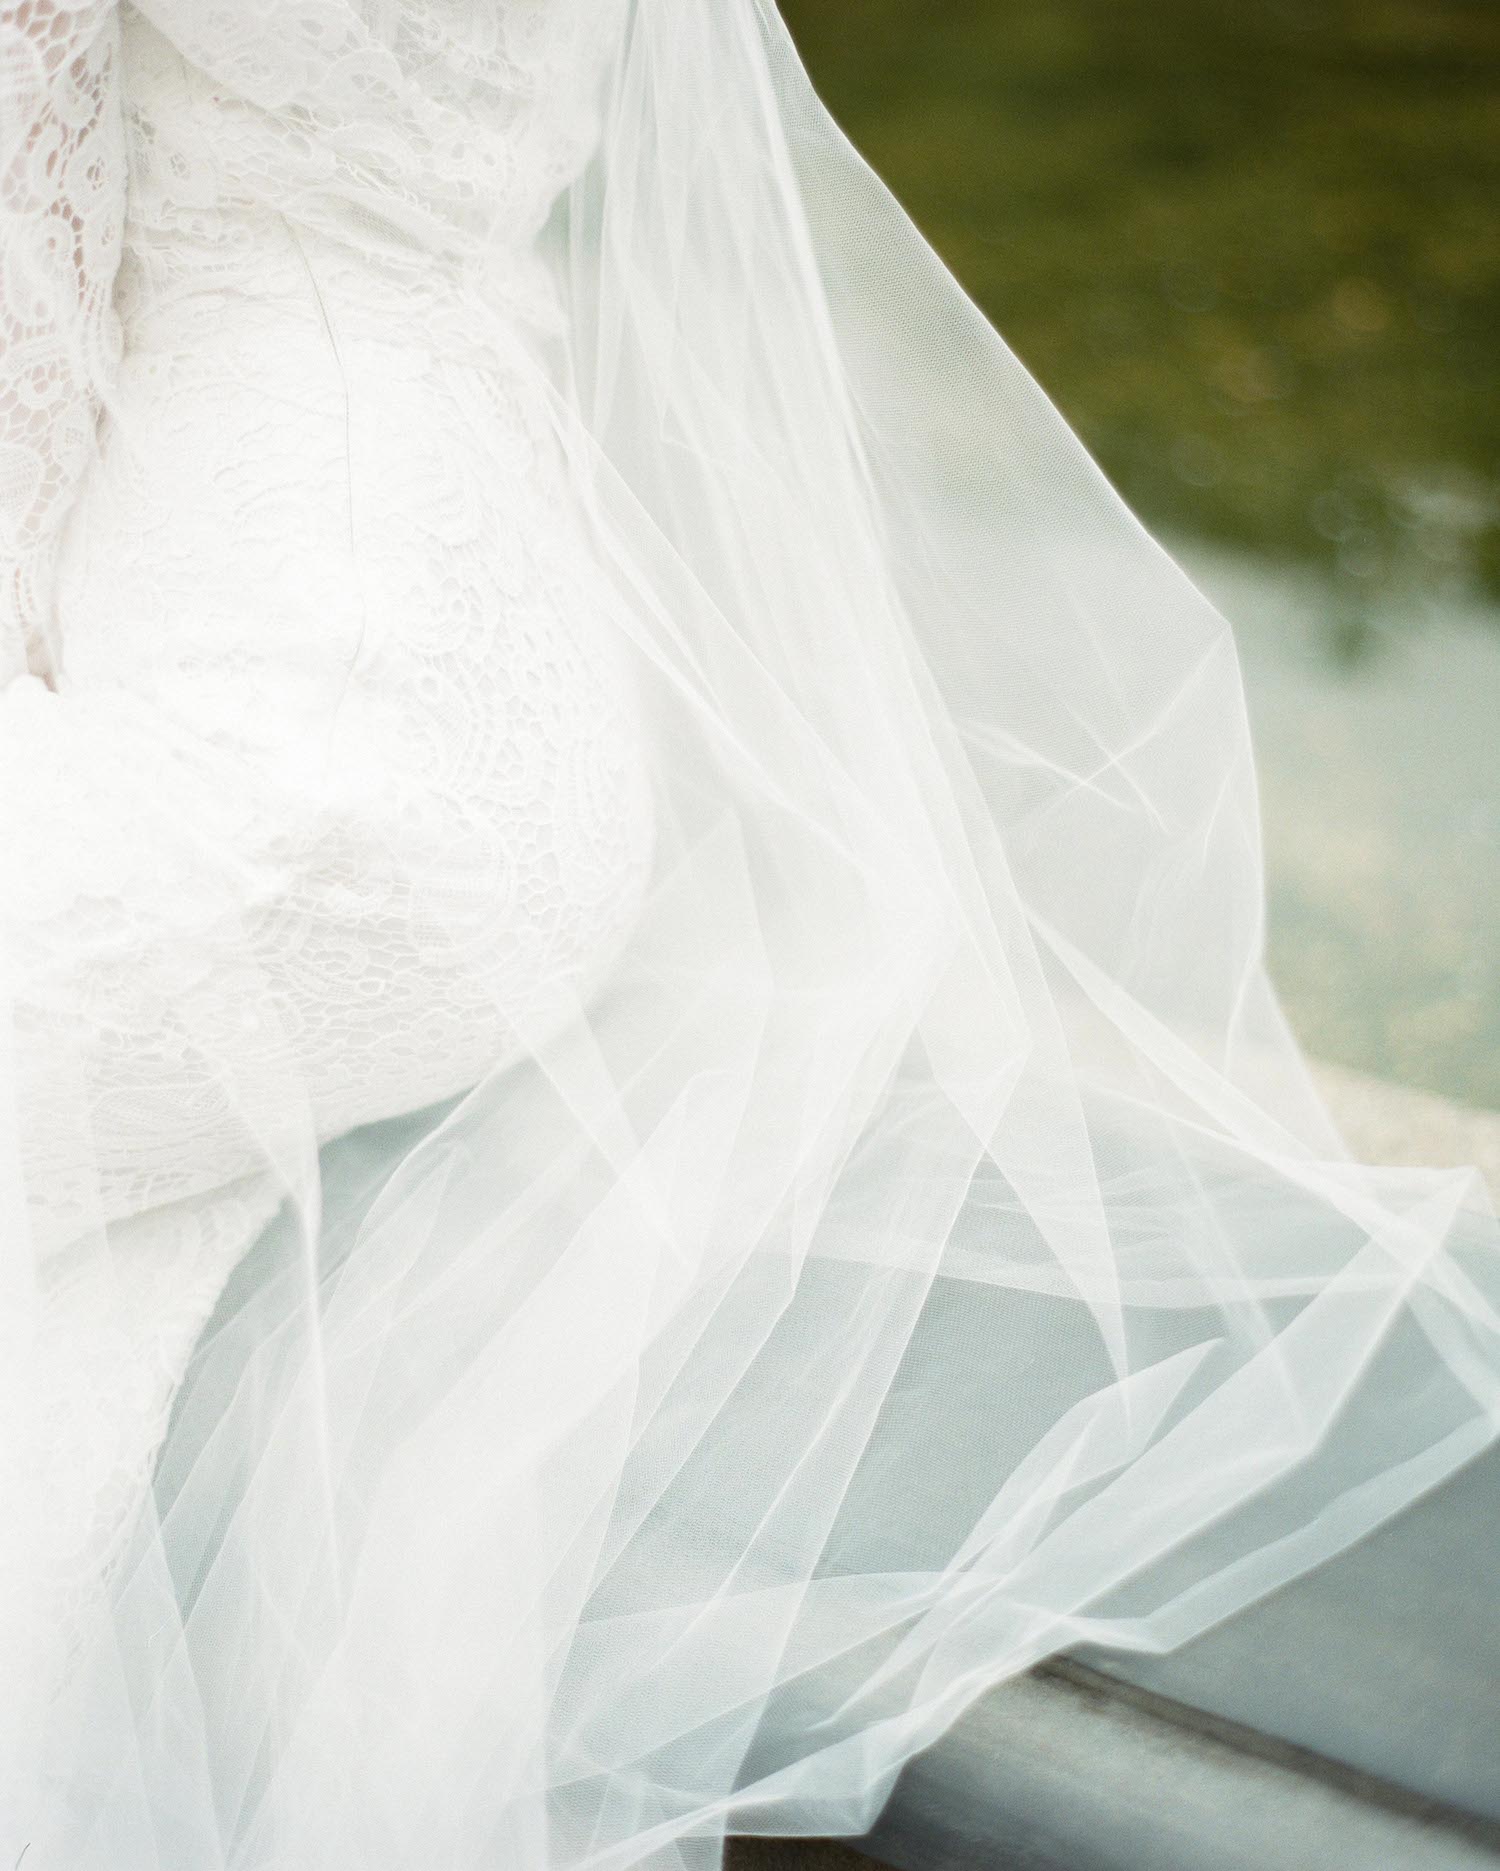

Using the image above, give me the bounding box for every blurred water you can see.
[1175,540,1500,1110]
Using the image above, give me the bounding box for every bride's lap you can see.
[5,322,655,1256]
[0,676,482,1253]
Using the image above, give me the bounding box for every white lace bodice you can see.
[114,0,624,334]
[2,0,624,675]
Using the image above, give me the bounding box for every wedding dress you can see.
[1,1,1497,1865]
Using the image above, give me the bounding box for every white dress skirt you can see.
[1,1,1497,1865]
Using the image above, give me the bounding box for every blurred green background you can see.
[781,0,1500,632]
[781,0,1500,1110]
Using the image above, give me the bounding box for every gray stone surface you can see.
[1080,1062,1499,1819]
[858,1662,1500,1871]
[726,1064,1500,1868]
[1079,1417,1500,1821]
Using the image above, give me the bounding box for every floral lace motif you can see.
[0,0,652,1746]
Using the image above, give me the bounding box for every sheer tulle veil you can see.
[10,0,1500,1862]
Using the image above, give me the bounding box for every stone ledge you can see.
[856,1656,1500,1871]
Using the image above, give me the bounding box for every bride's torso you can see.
[55,0,654,960]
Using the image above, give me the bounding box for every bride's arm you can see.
[0,0,125,687]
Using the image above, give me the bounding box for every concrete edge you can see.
[856,1659,1500,1871]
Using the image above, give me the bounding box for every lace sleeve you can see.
[0,0,125,685]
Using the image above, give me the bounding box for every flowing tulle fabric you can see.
[4,0,1500,1865]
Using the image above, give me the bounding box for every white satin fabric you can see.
[1,1,1497,1865]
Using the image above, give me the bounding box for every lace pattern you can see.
[0,0,653,1753]
[0,0,125,678]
